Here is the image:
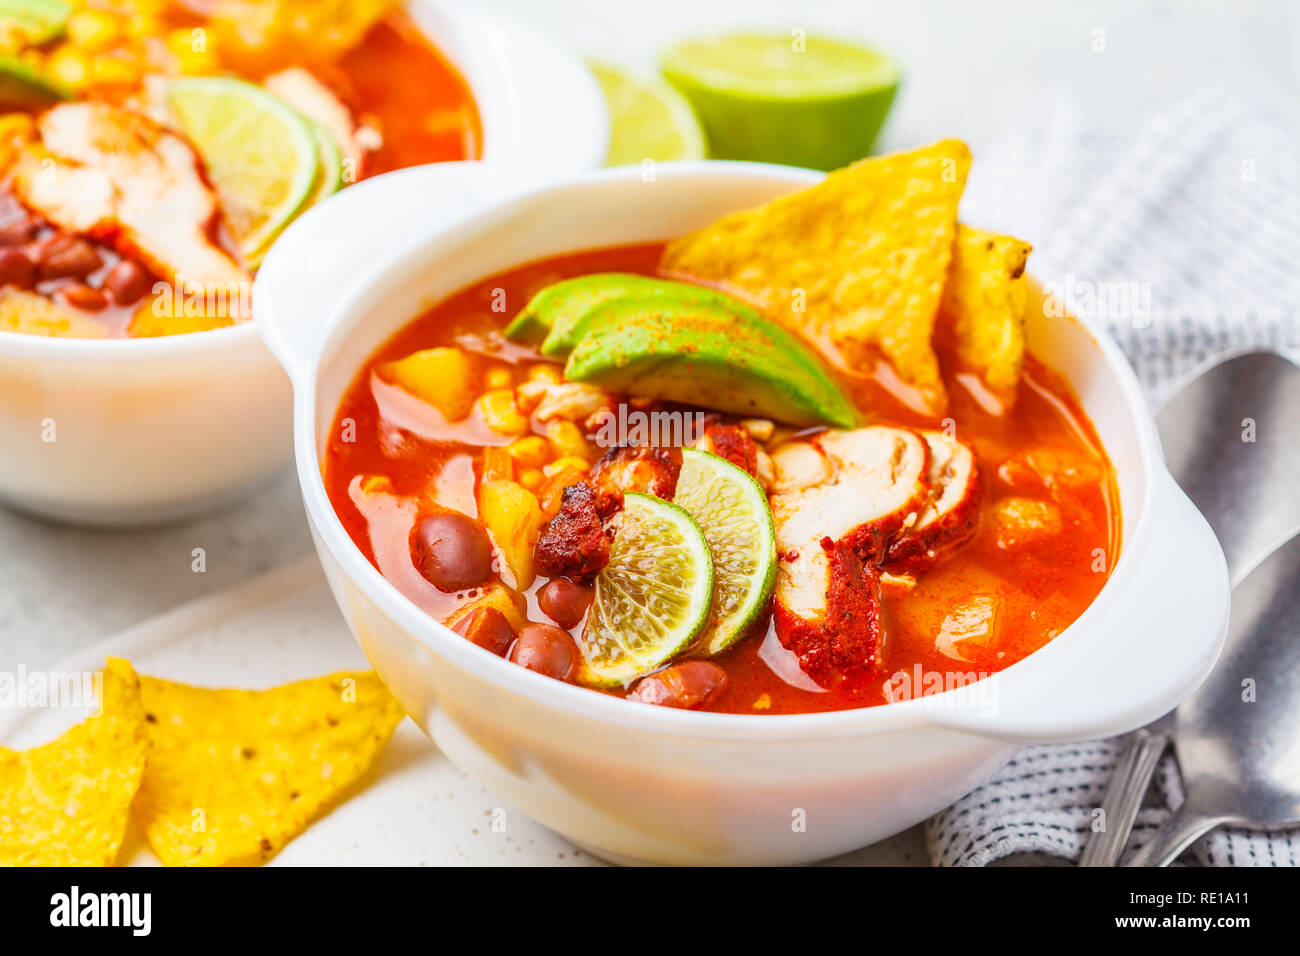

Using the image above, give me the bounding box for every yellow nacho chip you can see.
[0,658,148,866]
[661,139,971,414]
[133,669,404,866]
[937,224,1033,408]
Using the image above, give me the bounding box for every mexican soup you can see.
[323,143,1120,716]
[0,0,479,339]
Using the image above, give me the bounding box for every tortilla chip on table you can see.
[130,664,405,866]
[661,139,971,414]
[0,659,149,866]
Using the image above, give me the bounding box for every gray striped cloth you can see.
[925,90,1300,866]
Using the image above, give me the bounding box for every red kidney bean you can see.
[537,578,594,629]
[451,606,515,657]
[629,661,729,710]
[0,217,37,246]
[508,624,579,682]
[35,234,102,280]
[103,260,152,305]
[59,283,107,311]
[410,512,494,592]
[0,247,35,288]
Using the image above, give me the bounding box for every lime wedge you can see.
[305,120,344,207]
[588,61,705,166]
[579,492,714,687]
[165,77,319,260]
[660,33,899,170]
[675,449,776,654]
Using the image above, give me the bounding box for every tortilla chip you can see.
[0,658,148,866]
[133,669,404,866]
[661,140,971,414]
[937,225,1032,407]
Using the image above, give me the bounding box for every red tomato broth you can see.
[324,242,1119,714]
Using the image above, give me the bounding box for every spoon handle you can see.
[1079,723,1170,866]
[1124,801,1227,867]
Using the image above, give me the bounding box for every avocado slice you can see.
[504,272,670,353]
[0,55,68,109]
[563,290,860,428]
[0,0,72,45]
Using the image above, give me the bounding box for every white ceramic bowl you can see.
[257,162,1230,866]
[0,0,607,526]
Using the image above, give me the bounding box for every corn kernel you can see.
[544,456,590,477]
[124,14,156,39]
[477,389,529,436]
[47,48,90,88]
[517,467,544,491]
[525,363,562,384]
[67,10,121,50]
[507,435,550,468]
[91,56,139,85]
[484,366,513,390]
[176,48,218,75]
[545,420,590,461]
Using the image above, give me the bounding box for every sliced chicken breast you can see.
[768,426,929,682]
[11,102,247,288]
[883,429,983,572]
[264,68,364,174]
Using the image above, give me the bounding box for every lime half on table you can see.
[675,448,776,655]
[580,492,714,687]
[588,61,705,166]
[165,77,320,261]
[660,32,899,170]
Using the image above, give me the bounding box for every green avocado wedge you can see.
[0,56,67,109]
[504,273,668,352]
[0,0,72,46]
[562,289,860,428]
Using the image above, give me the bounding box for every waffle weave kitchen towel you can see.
[924,89,1300,866]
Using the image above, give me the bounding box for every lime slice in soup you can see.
[302,120,345,210]
[580,492,713,687]
[165,77,319,260]
[675,449,776,654]
[588,61,705,166]
[660,32,899,170]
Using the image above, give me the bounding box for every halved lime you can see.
[165,77,319,260]
[675,449,776,654]
[588,61,705,166]
[579,492,714,687]
[660,33,900,170]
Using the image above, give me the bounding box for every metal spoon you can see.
[1081,350,1300,866]
[1123,533,1300,865]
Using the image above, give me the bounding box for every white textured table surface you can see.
[1,0,1294,866]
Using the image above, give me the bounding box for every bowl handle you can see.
[927,466,1230,744]
[255,162,543,383]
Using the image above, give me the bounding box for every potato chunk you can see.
[476,477,542,590]
[379,347,479,422]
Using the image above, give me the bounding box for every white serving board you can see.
[0,558,925,866]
